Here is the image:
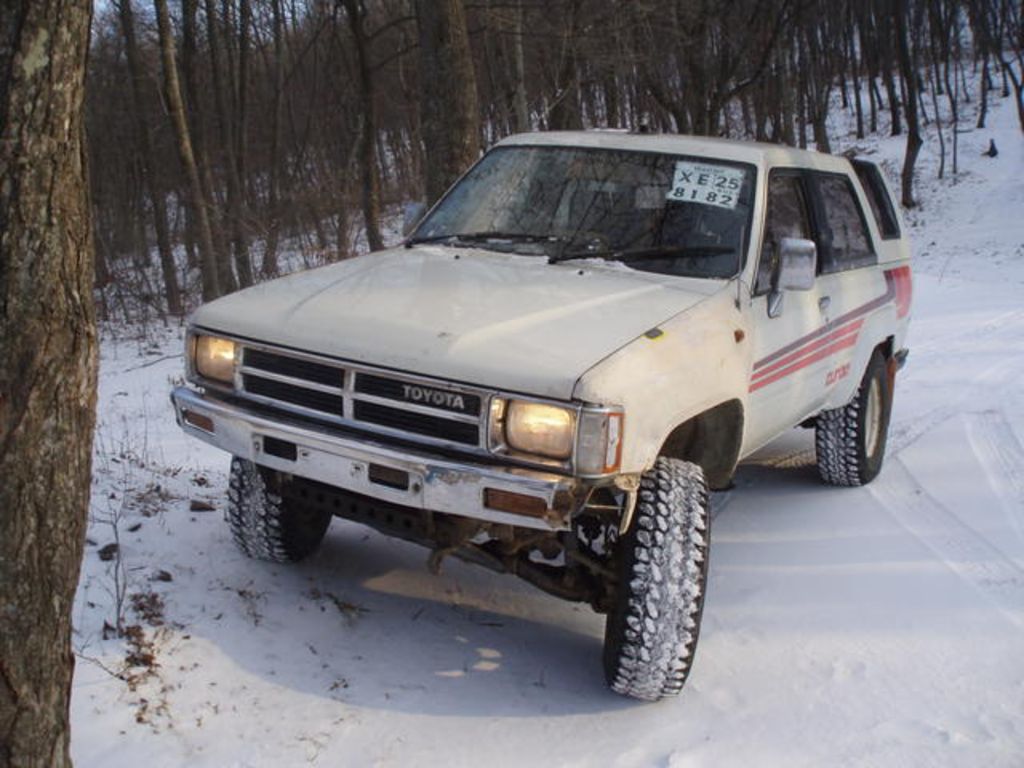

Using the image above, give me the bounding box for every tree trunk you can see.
[893,0,922,207]
[927,62,946,179]
[977,56,989,128]
[236,0,254,281]
[931,0,960,175]
[869,77,881,133]
[548,0,583,131]
[512,0,529,132]
[155,0,222,300]
[261,0,286,276]
[993,53,1024,132]
[343,0,384,252]
[117,0,183,316]
[795,39,808,149]
[848,13,865,140]
[204,0,248,290]
[0,3,97,766]
[415,0,481,206]
[875,0,902,137]
[779,50,796,145]
[181,0,232,284]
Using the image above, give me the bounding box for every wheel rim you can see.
[864,377,882,458]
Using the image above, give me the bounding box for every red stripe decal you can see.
[749,334,859,393]
[753,275,897,372]
[751,319,863,384]
[749,265,910,392]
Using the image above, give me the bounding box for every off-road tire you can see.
[816,350,893,486]
[603,457,711,701]
[226,457,332,562]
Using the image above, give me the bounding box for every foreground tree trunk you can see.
[415,0,480,205]
[0,3,98,766]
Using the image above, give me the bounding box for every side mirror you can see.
[768,238,817,318]
[403,201,427,236]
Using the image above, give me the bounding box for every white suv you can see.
[172,131,911,700]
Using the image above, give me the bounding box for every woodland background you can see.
[88,0,1024,320]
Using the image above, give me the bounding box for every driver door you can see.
[746,171,829,449]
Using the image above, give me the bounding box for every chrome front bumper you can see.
[171,387,580,530]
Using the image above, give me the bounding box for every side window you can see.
[852,160,900,239]
[755,173,812,295]
[813,173,875,273]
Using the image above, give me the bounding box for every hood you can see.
[192,246,723,399]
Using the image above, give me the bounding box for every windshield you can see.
[410,145,757,279]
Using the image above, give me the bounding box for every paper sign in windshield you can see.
[667,161,743,210]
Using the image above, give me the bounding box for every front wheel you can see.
[226,457,332,562]
[816,350,893,486]
[603,457,711,701]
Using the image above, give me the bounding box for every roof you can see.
[494,131,856,174]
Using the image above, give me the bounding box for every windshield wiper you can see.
[406,231,565,248]
[548,244,734,264]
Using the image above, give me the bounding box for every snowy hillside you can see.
[71,92,1024,767]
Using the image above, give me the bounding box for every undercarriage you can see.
[279,473,623,612]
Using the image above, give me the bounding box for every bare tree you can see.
[0,2,97,765]
[181,0,233,279]
[342,0,384,252]
[894,0,924,207]
[260,0,287,275]
[205,0,248,289]
[511,0,530,132]
[155,0,222,300]
[415,0,480,205]
[970,0,1024,132]
[116,0,183,316]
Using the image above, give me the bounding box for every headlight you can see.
[193,334,236,383]
[504,401,576,459]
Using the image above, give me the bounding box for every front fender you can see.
[573,289,751,474]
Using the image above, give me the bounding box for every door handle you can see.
[818,296,831,313]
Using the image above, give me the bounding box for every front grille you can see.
[355,373,482,416]
[245,348,342,387]
[237,344,486,451]
[242,374,345,416]
[353,401,479,445]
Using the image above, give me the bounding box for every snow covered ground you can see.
[71,92,1024,767]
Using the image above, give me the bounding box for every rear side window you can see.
[852,160,901,239]
[812,173,875,273]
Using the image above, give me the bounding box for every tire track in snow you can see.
[966,410,1024,549]
[888,303,1024,455]
[909,307,1024,357]
[889,355,1023,456]
[870,456,1024,631]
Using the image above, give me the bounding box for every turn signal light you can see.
[182,409,215,433]
[483,488,548,518]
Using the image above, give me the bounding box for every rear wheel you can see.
[603,458,711,701]
[226,457,332,562]
[816,351,893,486]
